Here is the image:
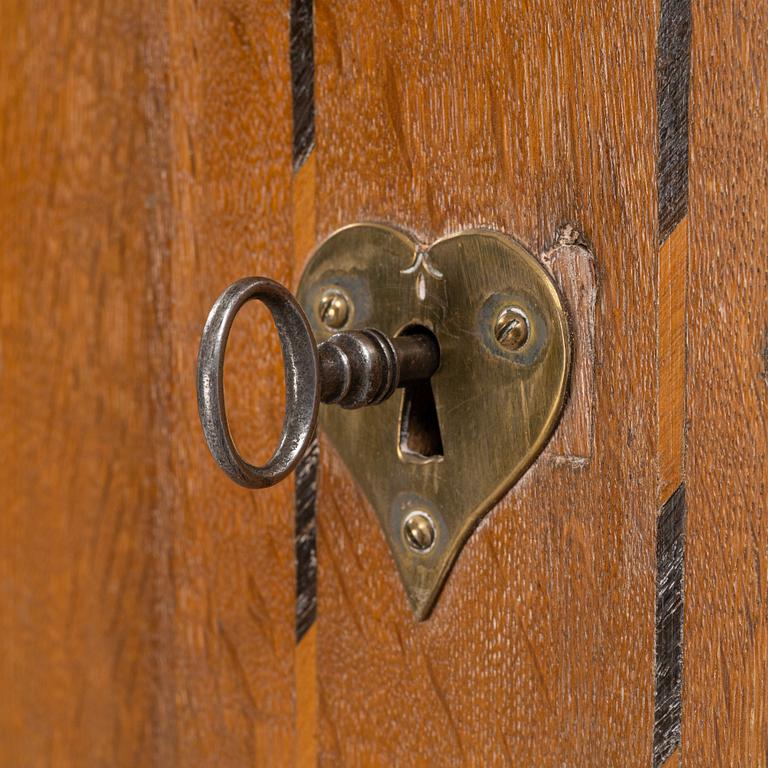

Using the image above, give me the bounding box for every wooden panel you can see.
[164,1,296,764]
[682,1,768,764]
[0,2,297,765]
[4,1,765,765]
[0,3,168,764]
[313,2,660,764]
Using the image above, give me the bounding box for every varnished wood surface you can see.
[0,1,296,765]
[1,1,767,765]
[0,3,169,764]
[313,2,660,764]
[682,1,768,764]
[164,1,296,764]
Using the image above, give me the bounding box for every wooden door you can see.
[1,1,766,766]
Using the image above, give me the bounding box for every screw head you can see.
[403,510,436,553]
[318,288,350,329]
[494,306,529,350]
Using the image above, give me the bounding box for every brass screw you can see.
[403,510,436,553]
[494,306,529,350]
[318,288,350,329]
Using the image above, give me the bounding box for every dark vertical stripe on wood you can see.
[291,0,317,643]
[295,437,319,641]
[657,0,692,243]
[290,0,315,170]
[654,484,686,767]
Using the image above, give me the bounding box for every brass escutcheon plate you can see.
[297,224,571,619]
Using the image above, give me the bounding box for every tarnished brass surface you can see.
[297,224,571,619]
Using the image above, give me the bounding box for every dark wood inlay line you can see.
[654,483,686,767]
[657,0,692,243]
[290,0,315,170]
[290,0,317,644]
[295,437,319,641]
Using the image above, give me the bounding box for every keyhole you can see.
[398,325,443,462]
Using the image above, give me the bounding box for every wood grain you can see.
[657,217,688,503]
[295,623,319,767]
[164,1,296,764]
[313,2,660,764]
[3,1,766,764]
[682,1,768,764]
[0,2,170,764]
[0,1,297,765]
[660,747,681,768]
[541,225,597,465]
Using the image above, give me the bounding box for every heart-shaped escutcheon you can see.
[297,224,570,619]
